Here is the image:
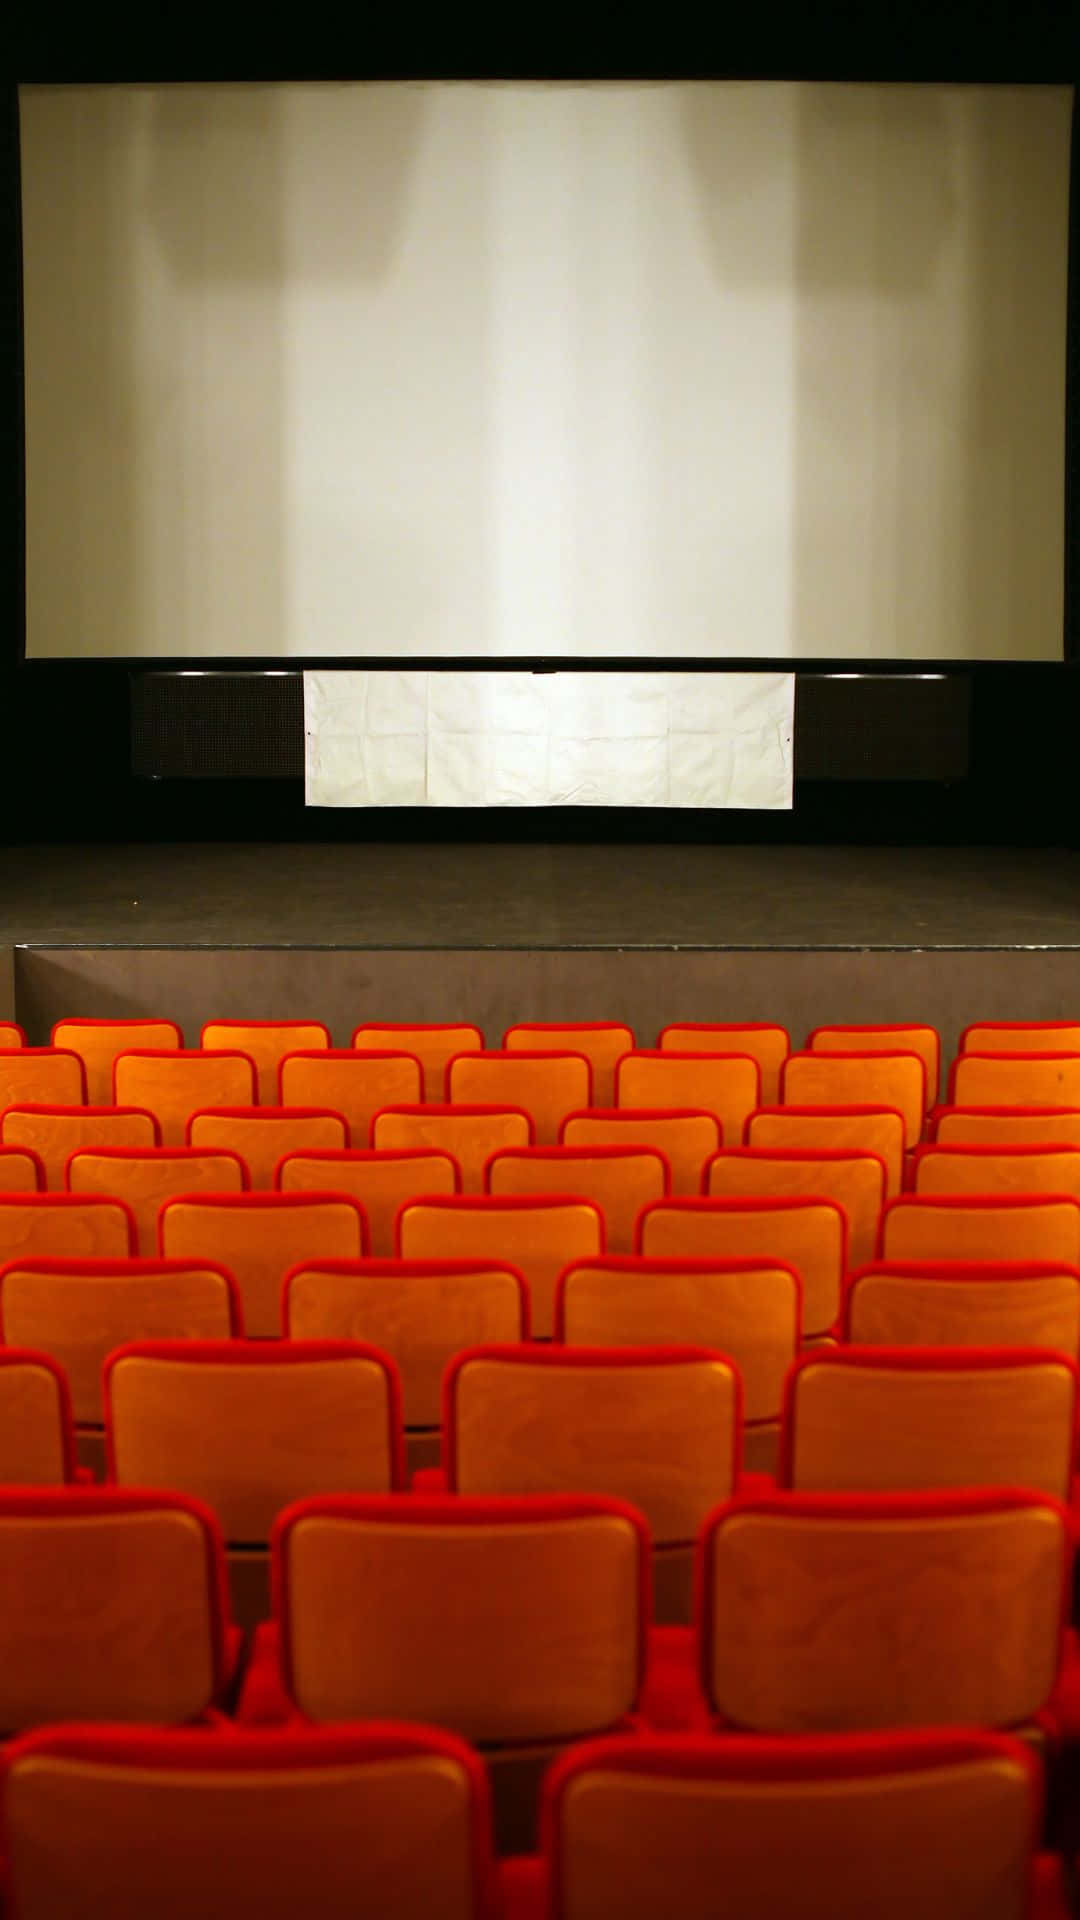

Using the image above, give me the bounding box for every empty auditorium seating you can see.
[439,1345,741,1623]
[617,1051,760,1144]
[0,1145,44,1191]
[278,1048,422,1142]
[658,1023,790,1103]
[555,1255,800,1471]
[398,1195,603,1338]
[843,1260,1080,1354]
[638,1196,845,1339]
[67,1146,248,1255]
[200,1019,331,1105]
[807,1023,941,1107]
[879,1194,1080,1265]
[913,1141,1080,1197]
[704,1146,886,1267]
[277,1146,460,1254]
[1,1722,498,1920]
[745,1104,905,1197]
[0,1349,77,1484]
[105,1339,404,1625]
[516,1729,1066,1920]
[562,1107,721,1195]
[779,1346,1078,1497]
[373,1105,532,1192]
[781,1050,926,1148]
[0,1193,136,1263]
[449,1052,592,1145]
[1,1104,159,1188]
[960,1020,1080,1054]
[0,1046,87,1108]
[0,1487,232,1731]
[950,1054,1080,1111]
[504,1022,634,1106]
[932,1105,1080,1148]
[187,1107,348,1187]
[159,1193,367,1337]
[284,1257,527,1471]
[697,1488,1070,1734]
[352,1022,484,1100]
[51,1018,183,1104]
[486,1144,668,1253]
[113,1051,256,1146]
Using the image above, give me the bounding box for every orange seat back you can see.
[277,1148,460,1256]
[160,1194,367,1337]
[617,1053,759,1145]
[781,1052,926,1149]
[504,1023,634,1106]
[0,1023,24,1049]
[486,1145,668,1253]
[67,1147,248,1256]
[746,1105,904,1198]
[448,1052,592,1146]
[372,1105,531,1193]
[914,1142,1080,1199]
[0,1148,44,1193]
[113,1052,256,1147]
[843,1260,1080,1356]
[284,1258,527,1430]
[562,1108,721,1195]
[351,1023,484,1102]
[0,1257,241,1425]
[106,1340,403,1542]
[639,1197,844,1338]
[275,1492,646,1742]
[808,1025,940,1108]
[705,1148,886,1268]
[200,1021,331,1106]
[187,1108,347,1188]
[0,1350,75,1484]
[933,1105,1080,1149]
[51,1020,181,1105]
[658,1025,790,1104]
[950,1052,1080,1109]
[398,1195,603,1337]
[879,1195,1080,1266]
[278,1050,422,1144]
[0,1194,136,1264]
[0,1049,86,1109]
[1,1106,159,1188]
[961,1021,1080,1055]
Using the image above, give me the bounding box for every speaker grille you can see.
[131,672,304,779]
[795,674,970,781]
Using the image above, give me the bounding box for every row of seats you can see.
[1,1722,1068,1918]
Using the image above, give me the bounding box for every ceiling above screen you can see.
[19,80,1072,662]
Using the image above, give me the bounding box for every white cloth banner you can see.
[304,671,794,809]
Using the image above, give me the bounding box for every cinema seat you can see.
[1,1722,498,1920]
[105,1340,404,1627]
[0,1488,232,1732]
[504,1022,635,1106]
[878,1194,1080,1266]
[187,1107,348,1188]
[351,1022,485,1101]
[933,1106,1080,1148]
[285,1258,528,1472]
[843,1260,1080,1355]
[257,1492,648,1851]
[200,1020,331,1106]
[779,1346,1079,1498]
[398,1195,603,1338]
[516,1729,1066,1920]
[555,1256,800,1471]
[0,1193,136,1264]
[278,1048,423,1143]
[114,1051,256,1147]
[67,1146,248,1256]
[950,1052,1080,1109]
[0,1021,24,1047]
[617,1052,760,1146]
[781,1051,926,1150]
[913,1141,1080,1198]
[698,1489,1070,1734]
[440,1345,742,1624]
[373,1105,532,1192]
[704,1147,886,1267]
[745,1105,905,1198]
[658,1024,790,1104]
[960,1020,1080,1055]
[486,1145,668,1253]
[1,1105,159,1188]
[277,1146,460,1255]
[160,1193,367,1337]
[0,1048,86,1109]
[0,1349,77,1484]
[808,1024,941,1109]
[51,1018,182,1104]
[638,1196,845,1340]
[0,1145,44,1191]
[449,1052,592,1146]
[0,1257,241,1474]
[561,1108,721,1196]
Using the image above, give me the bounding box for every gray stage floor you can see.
[0,842,1079,950]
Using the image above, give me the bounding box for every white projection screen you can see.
[20,80,1073,663]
